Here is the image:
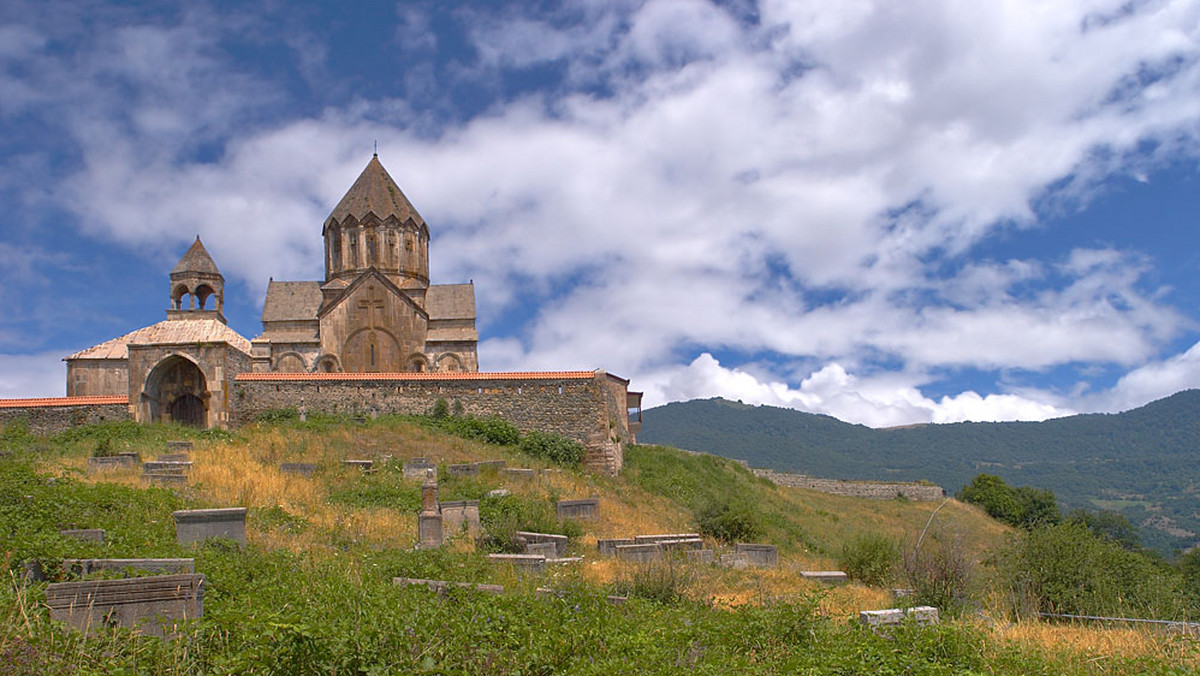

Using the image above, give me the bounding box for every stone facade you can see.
[752,469,945,501]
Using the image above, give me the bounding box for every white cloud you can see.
[0,352,66,399]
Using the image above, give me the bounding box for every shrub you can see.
[431,398,450,419]
[696,499,761,544]
[478,493,581,552]
[839,532,899,586]
[518,431,585,466]
[959,473,1060,529]
[902,528,976,614]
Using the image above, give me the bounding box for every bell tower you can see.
[167,236,226,323]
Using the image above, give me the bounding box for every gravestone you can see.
[555,498,600,521]
[280,462,317,477]
[447,463,478,478]
[525,541,559,558]
[63,559,195,576]
[487,488,511,498]
[475,460,506,471]
[157,453,190,462]
[173,508,247,547]
[719,553,749,569]
[142,472,188,485]
[597,538,636,557]
[440,500,481,538]
[166,441,194,453]
[143,461,192,474]
[801,571,848,585]
[402,458,436,480]
[634,533,701,544]
[418,470,443,548]
[60,528,106,543]
[394,577,504,595]
[45,573,205,637]
[616,543,662,563]
[488,553,546,575]
[735,543,778,567]
[343,459,373,471]
[88,455,138,472]
[685,549,715,564]
[516,531,569,557]
[659,538,704,553]
[859,606,939,628]
[503,468,536,480]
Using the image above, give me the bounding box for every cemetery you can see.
[0,414,1194,673]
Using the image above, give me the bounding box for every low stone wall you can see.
[0,398,130,435]
[753,469,945,501]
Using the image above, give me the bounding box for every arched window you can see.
[331,230,342,270]
[348,231,359,267]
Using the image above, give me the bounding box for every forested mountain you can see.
[639,391,1200,553]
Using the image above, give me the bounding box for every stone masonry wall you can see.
[753,469,945,501]
[0,403,131,435]
[231,374,624,474]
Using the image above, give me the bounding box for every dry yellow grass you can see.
[989,619,1200,669]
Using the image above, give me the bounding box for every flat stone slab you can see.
[157,453,190,463]
[801,571,848,584]
[280,462,318,476]
[597,538,636,557]
[45,573,205,637]
[546,557,583,565]
[616,543,662,563]
[63,558,195,577]
[343,459,373,471]
[447,463,478,477]
[88,455,138,471]
[60,528,106,543]
[516,531,570,557]
[736,543,778,568]
[173,508,247,546]
[556,498,600,521]
[685,549,715,564]
[394,577,504,595]
[634,533,701,543]
[143,461,193,473]
[503,468,536,479]
[166,441,194,453]
[525,542,559,558]
[474,460,506,471]
[859,606,939,627]
[488,554,546,574]
[719,553,749,569]
[659,538,704,552]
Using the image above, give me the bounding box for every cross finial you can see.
[373,140,378,157]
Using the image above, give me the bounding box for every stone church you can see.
[64,155,480,427]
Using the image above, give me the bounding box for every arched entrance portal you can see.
[144,356,209,427]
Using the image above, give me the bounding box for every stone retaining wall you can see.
[753,469,945,501]
[0,400,130,435]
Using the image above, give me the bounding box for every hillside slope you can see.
[639,391,1200,552]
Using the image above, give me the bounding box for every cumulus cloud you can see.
[2,1,1200,426]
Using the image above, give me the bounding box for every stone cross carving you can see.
[357,286,385,328]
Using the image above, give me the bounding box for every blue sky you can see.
[2,0,1200,427]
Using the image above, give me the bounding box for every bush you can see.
[696,499,761,544]
[431,398,450,419]
[839,532,899,586]
[477,493,581,552]
[902,528,976,614]
[518,431,585,466]
[959,473,1060,529]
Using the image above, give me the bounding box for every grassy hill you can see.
[639,391,1200,553]
[0,415,1196,672]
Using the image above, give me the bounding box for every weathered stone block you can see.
[516,531,569,557]
[166,441,194,454]
[555,498,599,521]
[343,459,373,471]
[597,538,636,557]
[503,468,536,480]
[634,533,701,543]
[157,453,190,463]
[616,543,661,563]
[735,543,778,568]
[394,577,504,595]
[801,571,848,585]
[447,463,477,477]
[475,460,506,471]
[418,513,443,548]
[143,461,192,474]
[440,500,481,538]
[488,553,546,575]
[525,542,559,558]
[60,528,106,543]
[402,458,436,479]
[659,538,704,552]
[859,606,939,627]
[63,559,195,577]
[685,549,715,564]
[173,508,247,547]
[280,462,317,476]
[45,573,205,637]
[719,553,749,569]
[88,455,138,472]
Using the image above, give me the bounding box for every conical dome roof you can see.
[327,155,425,227]
[171,237,222,277]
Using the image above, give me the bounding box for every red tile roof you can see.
[235,370,598,382]
[0,396,128,409]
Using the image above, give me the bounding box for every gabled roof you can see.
[327,155,425,228]
[261,281,322,322]
[317,267,428,320]
[65,319,252,361]
[426,284,476,321]
[171,237,222,277]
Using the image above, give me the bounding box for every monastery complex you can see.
[0,155,640,474]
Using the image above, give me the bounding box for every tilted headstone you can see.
[62,559,195,577]
[394,577,504,595]
[516,531,570,557]
[597,538,636,557]
[173,508,247,547]
[555,498,600,521]
[801,571,848,585]
[45,573,205,637]
[488,553,546,575]
[280,462,318,477]
[615,543,662,563]
[402,458,436,480]
[735,543,778,568]
[440,500,481,538]
[60,528,106,543]
[859,606,939,628]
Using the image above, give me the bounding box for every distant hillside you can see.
[640,391,1200,553]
